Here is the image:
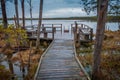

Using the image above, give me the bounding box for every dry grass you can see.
[78,53,120,80]
[0,40,5,47]
[77,30,120,79]
[11,48,43,64]
[11,47,45,79]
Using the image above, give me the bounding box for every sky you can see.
[1,0,95,18]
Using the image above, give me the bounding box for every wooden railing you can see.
[72,21,93,47]
[26,24,63,39]
[42,24,62,33]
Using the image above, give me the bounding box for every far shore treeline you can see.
[0,16,120,22]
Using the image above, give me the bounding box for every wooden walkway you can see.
[35,39,87,80]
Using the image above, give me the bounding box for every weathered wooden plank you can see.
[36,39,87,80]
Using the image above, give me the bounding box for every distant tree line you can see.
[0,16,120,22]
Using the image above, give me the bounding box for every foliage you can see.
[80,0,120,15]
[0,24,28,48]
[80,0,97,15]
[108,0,120,15]
[107,16,120,22]
[0,65,12,80]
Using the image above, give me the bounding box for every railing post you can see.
[74,21,77,46]
[42,24,44,27]
[81,24,83,28]
[90,28,93,42]
[42,24,45,32]
[78,28,80,47]
[61,24,62,34]
[42,24,44,31]
[44,32,47,38]
[43,25,47,38]
[71,24,73,34]
[43,27,46,32]
[52,24,54,39]
[71,24,72,30]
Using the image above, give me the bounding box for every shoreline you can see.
[0,16,120,22]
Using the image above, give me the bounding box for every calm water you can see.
[8,20,119,33]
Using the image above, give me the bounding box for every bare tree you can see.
[14,0,19,28]
[92,0,109,80]
[27,0,33,29]
[21,0,25,29]
[0,0,8,28]
[1,0,14,76]
[0,2,1,14]
[36,0,43,50]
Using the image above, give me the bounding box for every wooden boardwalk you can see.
[35,39,87,80]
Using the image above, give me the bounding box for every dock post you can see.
[44,32,47,38]
[52,24,54,39]
[74,21,78,47]
[42,25,46,32]
[61,24,62,34]
[43,27,47,38]
[71,24,73,34]
[77,29,80,48]
[90,28,93,42]
[42,24,44,27]
[42,24,44,31]
[81,24,83,28]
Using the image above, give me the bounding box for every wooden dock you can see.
[35,39,88,80]
[27,22,92,80]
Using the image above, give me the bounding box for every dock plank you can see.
[36,40,87,80]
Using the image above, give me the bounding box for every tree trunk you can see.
[1,0,8,28]
[36,0,43,49]
[21,0,25,29]
[27,0,33,28]
[7,54,14,74]
[92,0,109,80]
[1,0,11,52]
[118,21,120,30]
[14,0,19,28]
[29,0,33,29]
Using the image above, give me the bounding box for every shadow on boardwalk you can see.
[36,39,88,80]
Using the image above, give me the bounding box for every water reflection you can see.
[1,57,28,79]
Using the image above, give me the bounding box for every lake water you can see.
[8,20,119,33]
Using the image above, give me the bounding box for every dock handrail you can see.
[73,22,93,47]
[42,24,62,33]
[25,23,63,39]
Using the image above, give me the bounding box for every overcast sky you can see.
[2,0,95,18]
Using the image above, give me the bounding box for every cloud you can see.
[64,0,80,4]
[2,0,94,18]
[43,7,88,18]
